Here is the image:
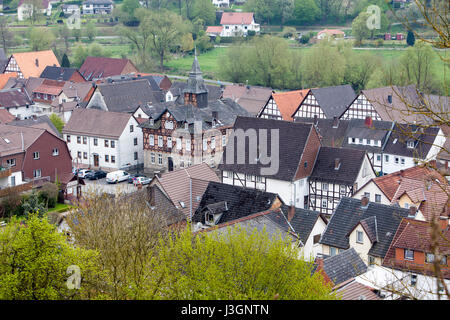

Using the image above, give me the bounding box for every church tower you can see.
[183,48,208,108]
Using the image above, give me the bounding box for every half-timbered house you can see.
[219,116,321,208]
[341,91,383,120]
[139,54,250,173]
[308,146,376,216]
[292,85,356,121]
[258,89,308,121]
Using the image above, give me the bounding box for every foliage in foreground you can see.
[148,226,335,300]
[0,213,100,300]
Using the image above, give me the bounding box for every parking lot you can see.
[81,177,144,195]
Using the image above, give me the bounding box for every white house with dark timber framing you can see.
[258,89,309,122]
[292,85,356,121]
[308,146,376,217]
[341,91,382,121]
[218,117,321,208]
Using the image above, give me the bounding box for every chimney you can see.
[212,111,218,119]
[438,216,448,230]
[399,169,404,177]
[387,95,392,104]
[361,196,369,208]
[148,185,156,206]
[364,116,373,128]
[334,158,341,170]
[313,115,318,125]
[408,206,416,218]
[288,205,295,222]
[35,58,39,67]
[332,116,339,128]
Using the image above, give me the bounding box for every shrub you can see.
[38,182,59,209]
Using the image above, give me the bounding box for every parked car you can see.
[128,173,141,183]
[106,170,130,184]
[86,170,107,180]
[77,169,93,179]
[133,176,151,185]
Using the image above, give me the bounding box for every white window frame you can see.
[33,152,40,160]
[356,230,364,244]
[149,134,154,146]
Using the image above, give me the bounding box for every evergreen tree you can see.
[61,53,70,68]
[406,30,415,46]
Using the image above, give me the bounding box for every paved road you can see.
[81,177,141,195]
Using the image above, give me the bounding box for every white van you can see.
[106,170,130,184]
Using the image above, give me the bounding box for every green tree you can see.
[0,16,14,54]
[22,192,46,218]
[38,182,59,208]
[301,40,345,88]
[406,29,415,46]
[84,22,97,42]
[399,41,440,93]
[61,53,71,68]
[191,0,216,26]
[291,0,320,25]
[72,45,88,68]
[49,113,65,134]
[142,9,187,71]
[72,27,82,42]
[57,25,71,52]
[219,44,252,84]
[148,226,334,299]
[180,33,194,53]
[342,47,380,92]
[0,213,101,300]
[28,27,56,51]
[351,11,371,46]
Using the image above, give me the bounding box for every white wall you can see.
[301,217,327,261]
[353,181,390,205]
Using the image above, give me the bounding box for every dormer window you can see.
[149,118,154,125]
[404,249,414,261]
[407,140,415,149]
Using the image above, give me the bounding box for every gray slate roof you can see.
[192,181,279,225]
[322,248,367,285]
[39,66,80,81]
[310,85,357,118]
[309,146,367,185]
[320,197,410,259]
[267,205,326,244]
[9,115,61,137]
[170,81,223,102]
[219,116,314,181]
[95,79,165,113]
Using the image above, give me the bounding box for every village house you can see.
[298,117,445,175]
[17,0,56,21]
[9,115,61,138]
[258,89,309,121]
[317,29,345,40]
[192,181,283,230]
[292,85,356,121]
[138,55,250,173]
[341,85,447,124]
[356,218,450,300]
[62,4,80,15]
[0,123,72,191]
[333,278,382,300]
[0,88,34,120]
[79,56,138,81]
[222,84,273,116]
[147,163,220,222]
[219,116,321,208]
[4,50,60,79]
[313,248,368,287]
[211,0,229,8]
[82,0,113,15]
[353,164,450,223]
[308,147,376,216]
[62,108,143,171]
[0,72,19,90]
[218,12,260,37]
[40,66,86,83]
[319,197,410,265]
[86,79,165,113]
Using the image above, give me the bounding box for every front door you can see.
[93,154,99,167]
[168,157,174,172]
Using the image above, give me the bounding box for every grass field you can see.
[166,45,448,85]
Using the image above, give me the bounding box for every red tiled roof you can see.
[220,12,254,25]
[318,29,345,36]
[0,72,18,90]
[334,279,381,300]
[156,163,220,219]
[373,165,447,201]
[206,26,223,34]
[79,57,137,80]
[11,50,60,79]
[0,109,15,124]
[33,79,65,95]
[383,218,450,278]
[271,90,309,121]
